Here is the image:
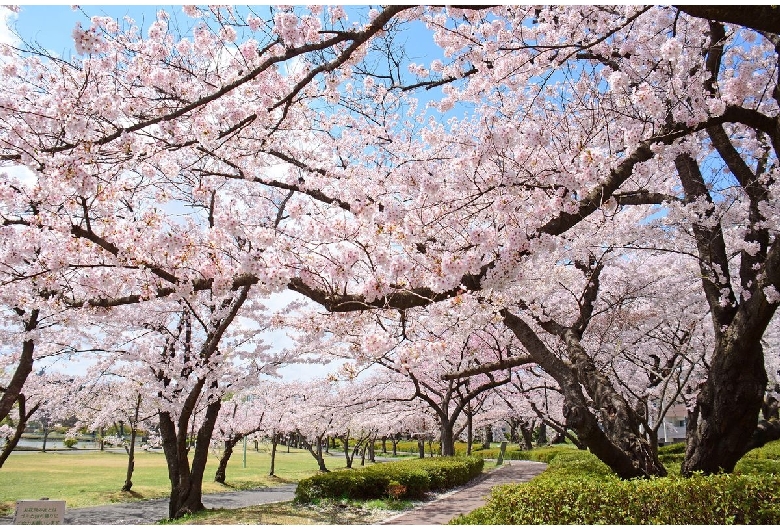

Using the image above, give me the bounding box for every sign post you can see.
[496,441,508,465]
[13,500,66,525]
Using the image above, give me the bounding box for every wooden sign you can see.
[13,500,66,525]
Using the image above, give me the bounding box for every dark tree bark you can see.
[745,396,780,452]
[214,409,263,484]
[519,421,534,450]
[160,393,223,519]
[156,286,250,519]
[682,338,769,474]
[675,5,780,35]
[41,417,50,453]
[300,432,329,472]
[269,432,279,476]
[417,437,425,459]
[0,395,39,468]
[340,432,353,468]
[214,436,240,484]
[501,308,666,479]
[537,423,548,446]
[481,425,493,450]
[673,153,778,475]
[466,410,473,455]
[0,309,39,425]
[391,434,398,457]
[440,422,456,457]
[122,393,142,492]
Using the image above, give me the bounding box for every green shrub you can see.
[63,437,78,449]
[658,442,686,455]
[295,471,390,503]
[295,456,483,503]
[451,449,780,525]
[459,444,579,464]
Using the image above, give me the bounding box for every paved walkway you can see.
[383,460,548,525]
[0,460,546,525]
[0,485,297,525]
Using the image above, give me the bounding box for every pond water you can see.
[13,439,145,450]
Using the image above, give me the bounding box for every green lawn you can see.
[0,447,351,516]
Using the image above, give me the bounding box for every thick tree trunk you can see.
[520,422,534,450]
[417,437,425,458]
[381,436,387,454]
[560,330,665,478]
[509,419,518,444]
[745,396,780,452]
[440,422,456,456]
[502,310,665,479]
[481,425,492,450]
[159,390,222,519]
[683,340,768,474]
[391,436,398,457]
[674,152,779,474]
[214,436,240,484]
[269,433,278,476]
[537,423,547,445]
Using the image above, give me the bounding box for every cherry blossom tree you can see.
[0,4,778,488]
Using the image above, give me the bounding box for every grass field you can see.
[0,446,353,516]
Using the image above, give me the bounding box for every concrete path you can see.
[0,485,297,525]
[383,460,548,525]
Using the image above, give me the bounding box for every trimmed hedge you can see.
[451,449,780,525]
[295,456,484,503]
[457,443,578,464]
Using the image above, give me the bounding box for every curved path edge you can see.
[0,484,297,525]
[382,460,548,525]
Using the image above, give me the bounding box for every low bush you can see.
[295,456,483,503]
[458,443,579,464]
[658,442,686,455]
[451,448,780,525]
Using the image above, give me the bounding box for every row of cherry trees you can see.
[1,4,779,517]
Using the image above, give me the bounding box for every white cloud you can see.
[0,7,19,47]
